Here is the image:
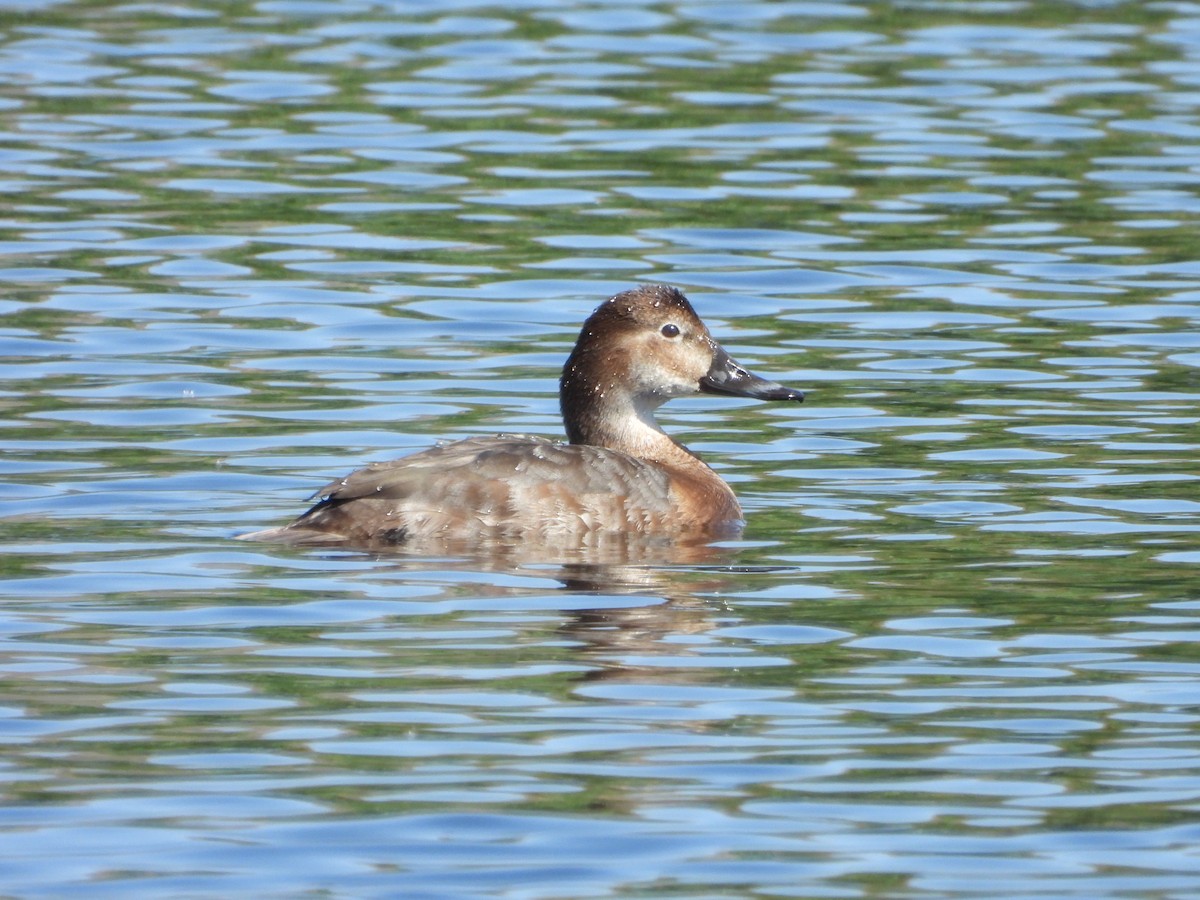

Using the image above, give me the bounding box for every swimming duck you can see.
[241,284,803,546]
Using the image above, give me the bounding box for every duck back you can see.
[243,434,741,546]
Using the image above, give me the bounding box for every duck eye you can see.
[660,323,680,338]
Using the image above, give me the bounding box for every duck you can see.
[240,284,804,548]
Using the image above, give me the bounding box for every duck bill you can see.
[700,345,805,402]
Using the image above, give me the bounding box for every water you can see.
[2,1,1200,897]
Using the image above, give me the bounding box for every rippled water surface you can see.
[3,1,1200,897]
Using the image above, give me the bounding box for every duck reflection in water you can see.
[240,284,804,558]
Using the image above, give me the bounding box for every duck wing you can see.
[245,434,680,544]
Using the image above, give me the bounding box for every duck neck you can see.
[561,380,706,470]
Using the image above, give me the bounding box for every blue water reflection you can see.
[1,0,1200,897]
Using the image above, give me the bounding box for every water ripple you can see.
[2,2,1200,898]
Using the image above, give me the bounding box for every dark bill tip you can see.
[700,345,805,403]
